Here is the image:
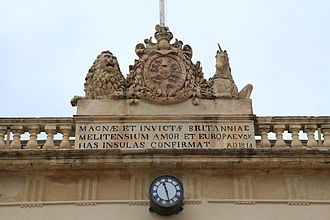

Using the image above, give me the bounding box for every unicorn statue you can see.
[211,44,253,99]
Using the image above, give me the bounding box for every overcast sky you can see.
[1,0,329,117]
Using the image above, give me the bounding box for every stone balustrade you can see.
[0,116,330,150]
[0,118,74,150]
[255,116,330,148]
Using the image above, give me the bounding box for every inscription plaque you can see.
[75,122,256,149]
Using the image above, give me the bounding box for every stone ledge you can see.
[0,148,329,170]
[74,114,255,122]
[76,99,253,116]
[1,199,330,207]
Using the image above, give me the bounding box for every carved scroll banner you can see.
[75,121,256,149]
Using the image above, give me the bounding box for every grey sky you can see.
[1,0,329,117]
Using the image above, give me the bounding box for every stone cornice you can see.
[2,199,330,207]
[256,116,330,125]
[0,148,329,171]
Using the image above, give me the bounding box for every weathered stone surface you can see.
[1,202,330,220]
[75,98,255,149]
[210,44,252,99]
[1,21,329,220]
[76,99,253,115]
[74,121,255,149]
[71,26,253,106]
[1,148,330,217]
[1,148,330,170]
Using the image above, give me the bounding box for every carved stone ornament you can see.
[71,51,126,106]
[126,25,206,104]
[71,25,253,106]
[209,44,253,99]
[84,51,126,99]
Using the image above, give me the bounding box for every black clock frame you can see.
[149,174,184,216]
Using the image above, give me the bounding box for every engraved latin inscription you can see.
[75,122,256,149]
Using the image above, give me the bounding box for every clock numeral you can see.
[153,192,157,196]
[161,179,165,182]
[176,192,181,196]
[155,182,160,186]
[173,197,178,202]
[172,181,177,185]
[168,179,172,182]
[176,186,180,190]
[153,186,157,191]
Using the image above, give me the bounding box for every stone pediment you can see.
[71,25,253,106]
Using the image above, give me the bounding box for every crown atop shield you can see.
[154,25,173,42]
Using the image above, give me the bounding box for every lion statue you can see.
[71,51,126,106]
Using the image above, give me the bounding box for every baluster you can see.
[0,126,7,149]
[26,125,40,149]
[304,125,318,148]
[9,126,23,149]
[43,125,57,149]
[60,125,72,149]
[274,125,286,148]
[321,125,330,147]
[259,125,271,148]
[289,124,302,148]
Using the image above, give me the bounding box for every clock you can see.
[149,175,184,216]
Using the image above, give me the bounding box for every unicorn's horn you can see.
[217,43,223,52]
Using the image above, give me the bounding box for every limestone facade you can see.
[1,25,329,220]
[0,148,330,219]
[1,116,330,220]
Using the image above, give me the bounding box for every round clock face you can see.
[150,175,184,207]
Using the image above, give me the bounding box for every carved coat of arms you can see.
[144,55,186,96]
[126,25,206,104]
[71,25,253,106]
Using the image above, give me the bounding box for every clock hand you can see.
[162,182,170,200]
